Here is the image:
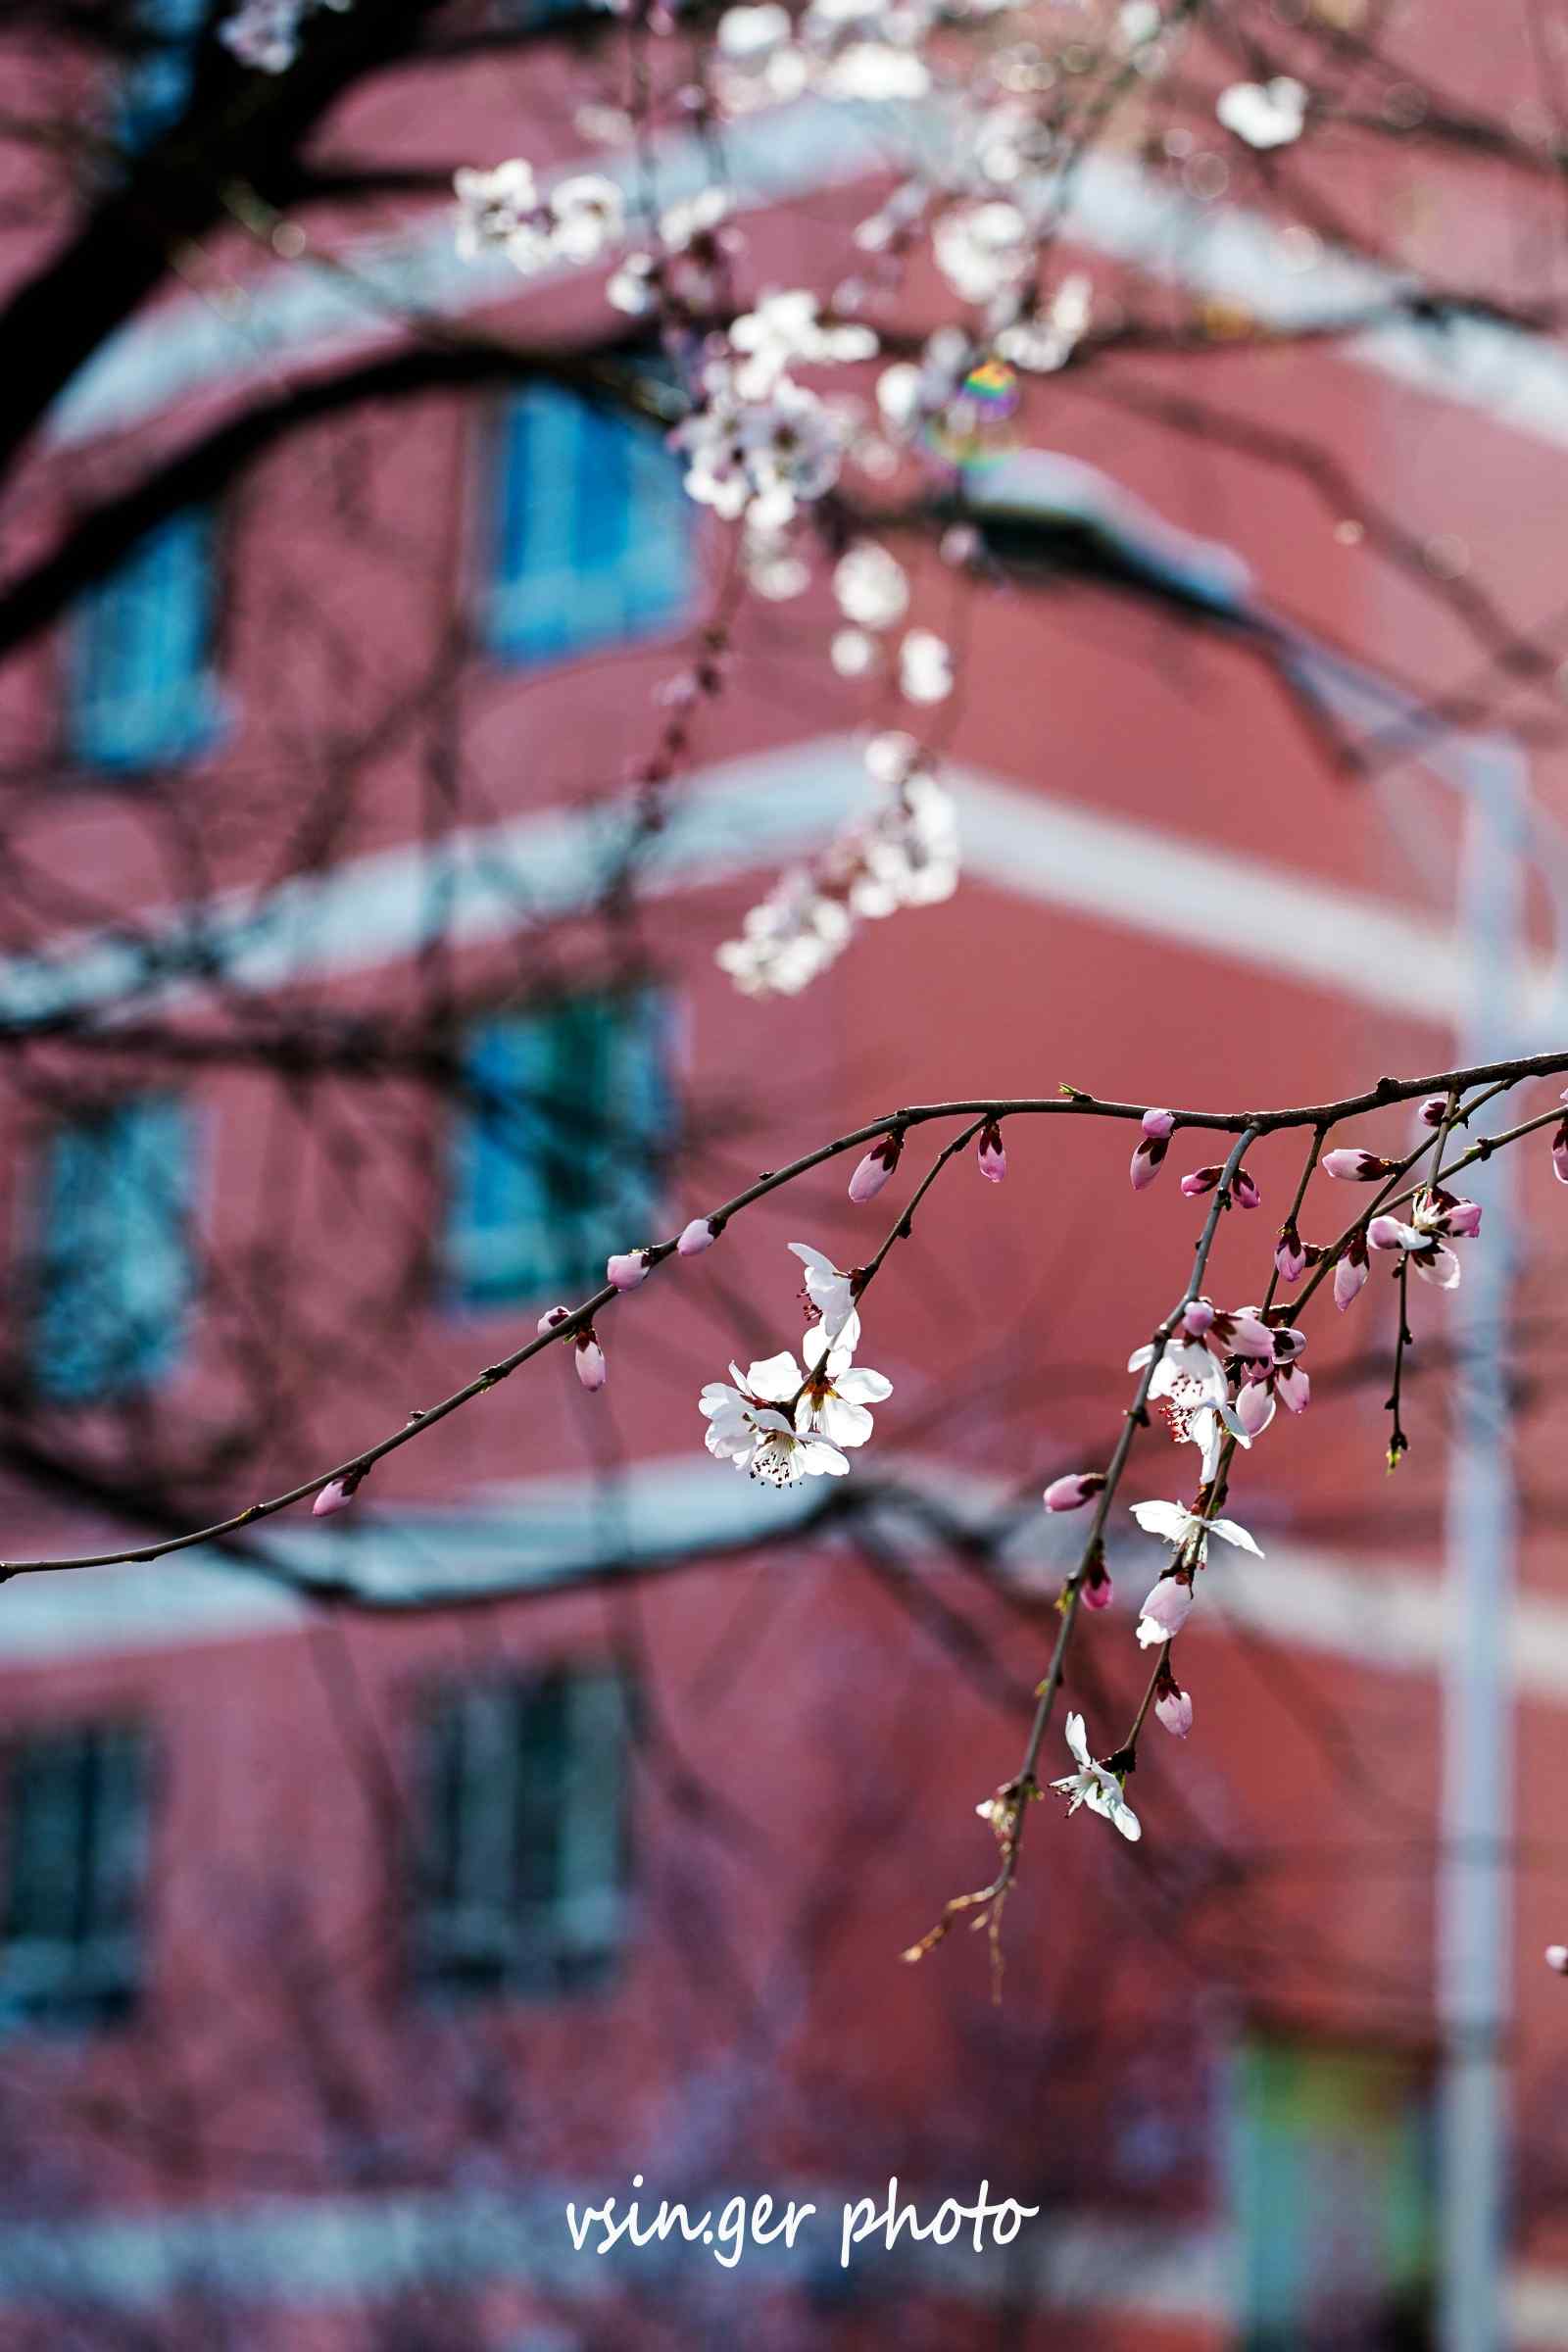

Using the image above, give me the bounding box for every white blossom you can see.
[699,1350,852,1484]
[1217,76,1308,150]
[788,1244,861,1348]
[1051,1712,1142,1841]
[899,629,953,704]
[834,541,910,630]
[1130,1497,1263,1563]
[934,200,1032,306]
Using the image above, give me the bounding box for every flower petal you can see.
[1205,1515,1263,1557]
[1130,1499,1191,1544]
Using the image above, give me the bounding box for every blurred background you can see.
[0,0,1567,2344]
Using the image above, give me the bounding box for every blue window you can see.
[446,989,671,1307]
[413,1669,631,2001]
[67,510,219,775]
[120,0,209,150]
[33,1098,193,1404]
[0,1722,149,2033]
[485,386,694,665]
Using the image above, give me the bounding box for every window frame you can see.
[0,1719,153,2035]
[29,1092,196,1407]
[443,983,674,1312]
[410,1664,634,2004]
[65,507,222,778]
[480,381,696,669]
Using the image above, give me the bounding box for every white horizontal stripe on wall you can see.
[49,102,1568,457]
[0,735,1520,1030]
[9,1458,1568,1708]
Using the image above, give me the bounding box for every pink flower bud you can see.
[1554,1117,1568,1185]
[678,1217,717,1255]
[977,1119,1006,1183]
[537,1304,571,1337]
[1323,1148,1397,1181]
[1440,1194,1483,1239]
[1235,1378,1275,1437]
[1182,1300,1215,1337]
[1142,1108,1175,1140]
[849,1132,904,1202]
[1180,1164,1221,1198]
[1233,1169,1262,1210]
[1419,1095,1448,1127]
[1136,1576,1193,1642]
[574,1332,607,1391]
[1154,1684,1193,1738]
[1367,1214,1407,1253]
[1082,1569,1114,1611]
[1211,1308,1273,1360]
[1334,1231,1369,1311]
[1546,1944,1568,1975]
[1275,1363,1310,1414]
[607,1250,649,1291]
[313,1473,361,1518]
[1130,1134,1168,1191]
[1044,1471,1106,1513]
[1274,1225,1308,1283]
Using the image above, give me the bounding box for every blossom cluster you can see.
[454,161,624,275]
[716,733,957,996]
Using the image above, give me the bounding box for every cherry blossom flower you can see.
[1546,1944,1568,1976]
[1142,1346,1251,1482]
[1135,1572,1193,1647]
[899,630,953,704]
[1044,1471,1105,1512]
[729,290,876,398]
[789,1243,862,1348]
[679,1218,718,1255]
[1130,1108,1174,1191]
[699,1349,854,1483]
[1217,75,1307,150]
[834,541,910,630]
[1234,1324,1310,1437]
[1180,1162,1260,1205]
[795,1322,892,1446]
[875,329,969,444]
[574,1331,608,1391]
[454,160,540,260]
[996,272,1093,374]
[1324,1147,1399,1182]
[1554,1107,1568,1185]
[977,1119,1006,1182]
[1335,1227,1370,1311]
[1154,1675,1194,1739]
[608,188,735,317]
[674,366,849,528]
[1081,1550,1115,1610]
[547,175,625,266]
[715,764,957,995]
[1365,1184,1482,1289]
[607,1250,652,1291]
[934,200,1032,307]
[1131,1497,1263,1565]
[1274,1223,1311,1283]
[1051,1712,1142,1841]
[849,1131,903,1201]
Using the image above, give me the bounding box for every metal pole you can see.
[1436,740,1524,2352]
